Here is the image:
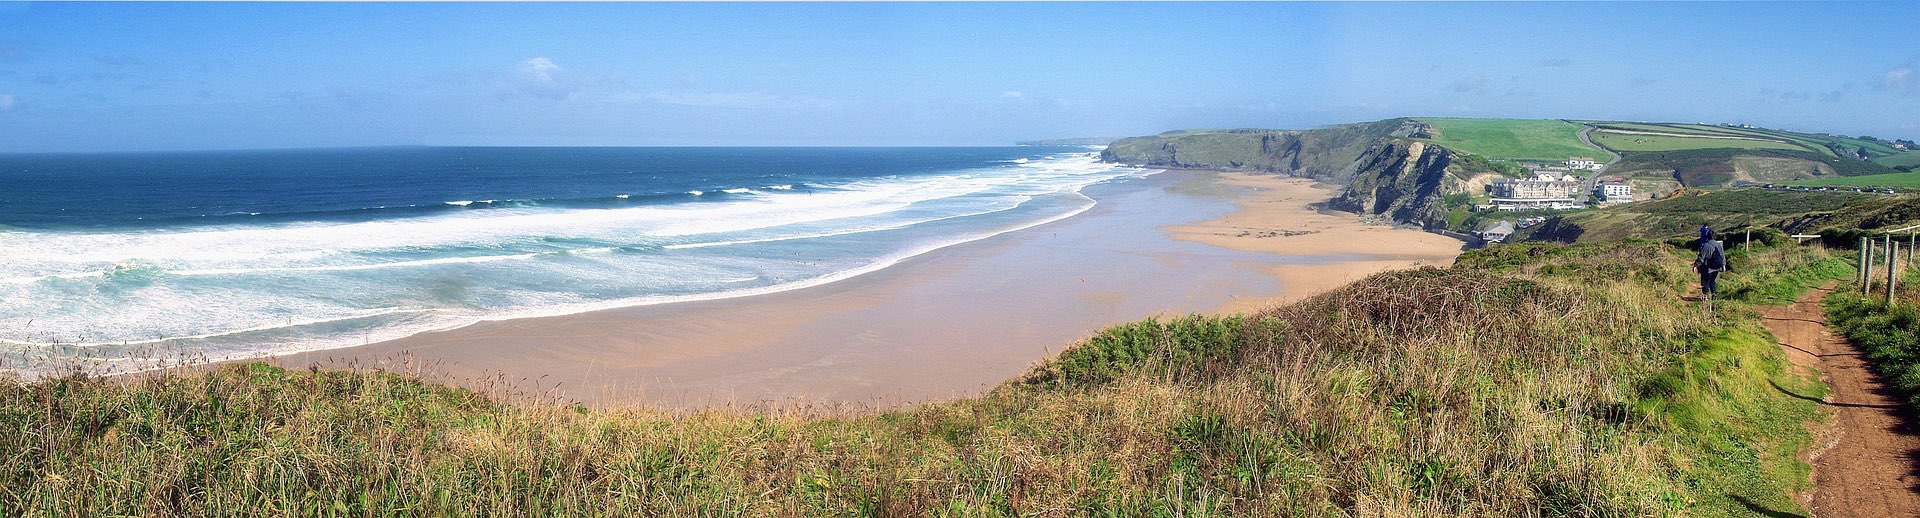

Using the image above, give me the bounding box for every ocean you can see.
[0,146,1150,374]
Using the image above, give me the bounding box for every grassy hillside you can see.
[1607,148,1892,189]
[1520,188,1875,243]
[1785,192,1920,242]
[1874,151,1920,168]
[1787,171,1920,189]
[1411,118,1603,161]
[0,242,1839,516]
[1583,121,1909,162]
[1516,187,1919,247]
[1590,131,1808,153]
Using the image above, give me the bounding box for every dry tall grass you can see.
[1,241,1835,516]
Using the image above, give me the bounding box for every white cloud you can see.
[519,57,560,82]
[1882,67,1915,94]
[999,90,1024,99]
[511,57,575,100]
[0,94,14,110]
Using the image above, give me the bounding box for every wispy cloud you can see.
[1881,65,1915,95]
[1821,82,1856,103]
[999,90,1024,99]
[1537,57,1573,67]
[511,57,577,101]
[1445,75,1485,93]
[0,94,15,110]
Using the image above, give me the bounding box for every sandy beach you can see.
[267,170,1464,409]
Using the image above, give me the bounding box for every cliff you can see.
[1099,118,1427,182]
[1103,119,1485,230]
[1327,140,1462,229]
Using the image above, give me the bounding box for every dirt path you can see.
[1759,284,1920,517]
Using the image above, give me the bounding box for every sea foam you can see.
[0,151,1150,377]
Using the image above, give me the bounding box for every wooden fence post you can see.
[1863,237,1874,296]
[1889,234,1899,305]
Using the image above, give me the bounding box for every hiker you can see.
[1695,227,1727,299]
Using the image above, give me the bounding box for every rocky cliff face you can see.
[1328,140,1461,229]
[1102,119,1479,229]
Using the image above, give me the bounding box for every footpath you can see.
[1759,284,1920,517]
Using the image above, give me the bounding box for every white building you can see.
[1488,198,1582,211]
[1480,221,1516,243]
[1495,175,1582,199]
[1599,180,1632,202]
[1565,157,1602,170]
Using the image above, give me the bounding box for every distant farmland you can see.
[1580,121,1911,162]
[1414,118,1604,161]
[1786,171,1920,189]
[1876,151,1920,168]
[1589,131,1808,153]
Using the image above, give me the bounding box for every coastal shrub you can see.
[1020,315,1285,388]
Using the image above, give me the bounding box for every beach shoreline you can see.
[259,169,1464,409]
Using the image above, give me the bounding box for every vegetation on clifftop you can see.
[1413,118,1602,161]
[1098,119,1421,181]
[1,241,1835,516]
[1519,188,1919,245]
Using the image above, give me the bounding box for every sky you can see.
[0,1,1915,152]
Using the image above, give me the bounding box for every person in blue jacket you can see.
[1694,227,1727,299]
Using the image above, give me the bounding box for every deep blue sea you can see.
[0,146,1147,374]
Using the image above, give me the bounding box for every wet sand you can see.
[269,170,1464,409]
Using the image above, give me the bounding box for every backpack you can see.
[1700,241,1726,271]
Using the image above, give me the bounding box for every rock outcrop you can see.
[1328,140,1462,230]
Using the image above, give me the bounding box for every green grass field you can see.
[1786,171,1920,189]
[1655,124,1840,155]
[1590,131,1809,153]
[1413,118,1604,161]
[1582,121,1912,159]
[1875,151,1920,168]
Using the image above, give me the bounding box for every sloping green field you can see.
[1582,121,1909,160]
[1527,189,1876,242]
[1875,151,1920,168]
[1413,118,1604,161]
[1590,131,1809,153]
[1787,171,1920,189]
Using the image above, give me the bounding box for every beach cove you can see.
[268,170,1465,408]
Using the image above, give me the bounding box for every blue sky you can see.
[0,2,1915,152]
